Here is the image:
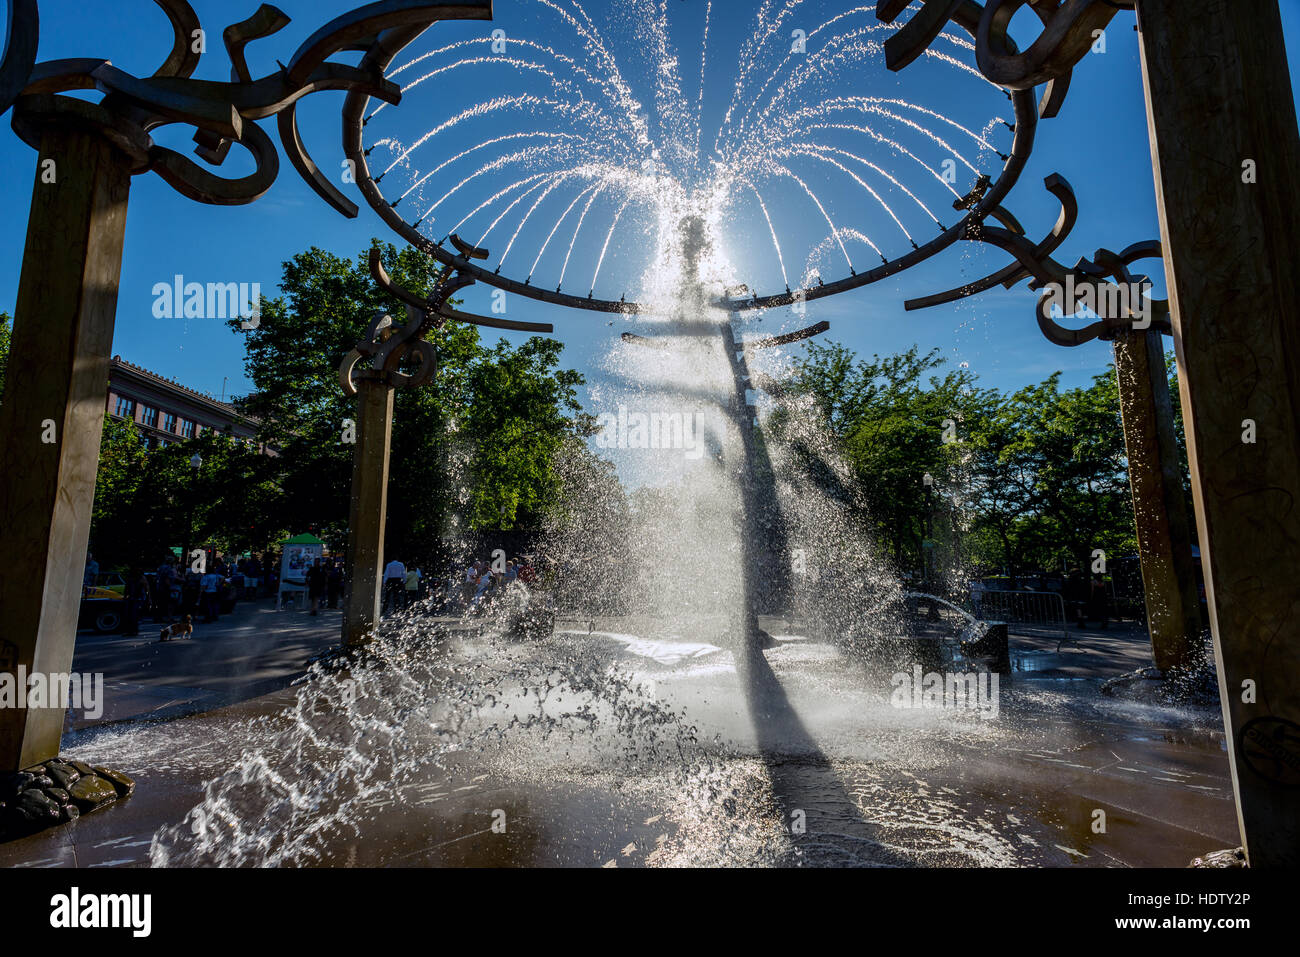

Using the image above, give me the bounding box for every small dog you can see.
[159,615,194,642]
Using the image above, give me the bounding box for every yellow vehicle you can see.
[79,572,129,633]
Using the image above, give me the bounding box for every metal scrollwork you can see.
[2,0,493,208]
[905,174,1169,346]
[339,240,555,396]
[876,1,1164,346]
[878,0,1129,118]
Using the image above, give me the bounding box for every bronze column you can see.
[0,120,131,771]
[1137,0,1300,866]
[1111,327,1202,671]
[341,375,395,646]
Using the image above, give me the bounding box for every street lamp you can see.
[184,452,203,583]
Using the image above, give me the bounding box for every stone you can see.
[43,787,71,807]
[0,771,35,800]
[1189,847,1248,869]
[29,774,54,790]
[68,775,118,811]
[45,761,80,790]
[67,759,96,778]
[92,766,135,799]
[60,802,80,823]
[14,787,61,825]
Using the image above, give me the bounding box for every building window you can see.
[142,406,158,428]
[180,419,195,438]
[163,413,176,433]
[114,396,136,419]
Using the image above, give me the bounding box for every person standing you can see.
[404,565,420,609]
[1089,573,1110,630]
[123,567,148,636]
[461,564,477,610]
[199,568,222,622]
[307,559,328,616]
[969,577,986,619]
[83,552,99,588]
[383,557,406,614]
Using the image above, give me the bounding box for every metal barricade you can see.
[976,589,1072,650]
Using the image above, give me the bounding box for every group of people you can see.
[380,558,426,614]
[97,552,276,636]
[456,556,539,612]
[367,554,542,617]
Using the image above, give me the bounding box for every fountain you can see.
[0,0,1294,869]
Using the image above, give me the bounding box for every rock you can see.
[68,775,118,811]
[29,774,54,790]
[43,787,71,807]
[45,762,80,790]
[60,803,80,823]
[0,771,35,800]
[1190,847,1247,868]
[92,766,135,799]
[67,759,97,778]
[14,788,61,825]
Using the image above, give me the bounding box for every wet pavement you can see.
[1,616,1237,868]
[63,599,341,730]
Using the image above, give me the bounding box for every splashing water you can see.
[365,0,1010,302]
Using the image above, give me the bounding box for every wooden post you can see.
[341,375,394,646]
[1111,327,1202,670]
[1137,0,1300,866]
[0,125,131,772]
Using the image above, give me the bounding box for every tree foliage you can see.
[779,342,1150,584]
[87,243,594,570]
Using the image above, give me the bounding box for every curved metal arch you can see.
[0,0,38,118]
[344,9,1037,315]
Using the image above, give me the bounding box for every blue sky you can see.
[2,0,1298,408]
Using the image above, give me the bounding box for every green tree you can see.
[776,343,992,577]
[90,421,286,569]
[230,242,593,564]
[778,343,1142,587]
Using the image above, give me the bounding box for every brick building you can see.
[106,356,259,449]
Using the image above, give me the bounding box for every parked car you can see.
[78,572,128,633]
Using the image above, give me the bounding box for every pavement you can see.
[1006,620,1162,678]
[64,598,343,731]
[0,607,1236,868]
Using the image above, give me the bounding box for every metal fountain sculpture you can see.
[336,0,1045,655]
[0,0,495,790]
[874,0,1300,868]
